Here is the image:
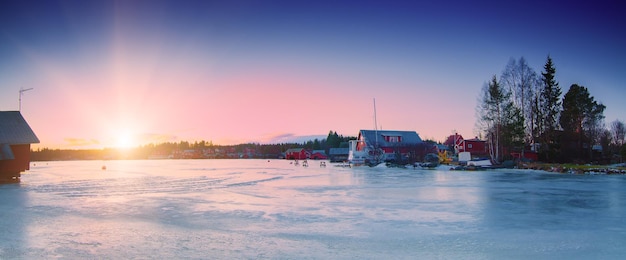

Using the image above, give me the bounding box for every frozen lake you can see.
[1,159,625,259]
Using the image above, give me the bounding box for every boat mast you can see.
[373,98,378,147]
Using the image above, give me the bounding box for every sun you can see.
[114,131,136,148]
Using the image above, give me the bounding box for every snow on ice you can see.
[1,159,625,258]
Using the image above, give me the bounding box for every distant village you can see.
[27,129,491,165]
[29,131,357,162]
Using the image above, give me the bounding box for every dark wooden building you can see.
[0,111,39,182]
[328,148,349,162]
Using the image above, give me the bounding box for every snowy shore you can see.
[514,162,626,175]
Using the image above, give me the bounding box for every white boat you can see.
[347,139,384,167]
[458,152,492,167]
[467,158,492,167]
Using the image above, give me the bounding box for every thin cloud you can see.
[63,138,100,147]
[137,133,178,144]
[265,133,326,144]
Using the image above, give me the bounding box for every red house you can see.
[444,134,488,156]
[443,133,464,149]
[0,111,40,182]
[285,148,309,160]
[460,138,488,156]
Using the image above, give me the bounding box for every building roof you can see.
[464,137,485,142]
[436,144,450,151]
[443,134,464,146]
[0,111,40,145]
[329,147,349,155]
[359,130,422,146]
[285,148,306,153]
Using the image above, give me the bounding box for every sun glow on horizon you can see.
[113,129,137,149]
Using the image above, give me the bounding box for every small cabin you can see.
[0,111,40,182]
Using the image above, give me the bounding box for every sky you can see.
[1,0,625,149]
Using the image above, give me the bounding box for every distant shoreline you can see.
[515,162,626,175]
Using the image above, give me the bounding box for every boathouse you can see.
[0,111,39,182]
[355,130,423,161]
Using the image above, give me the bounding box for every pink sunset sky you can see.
[1,1,624,149]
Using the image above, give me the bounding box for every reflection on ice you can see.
[1,160,625,258]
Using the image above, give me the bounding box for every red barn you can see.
[285,148,309,160]
[0,111,40,182]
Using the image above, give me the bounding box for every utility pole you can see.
[19,87,33,111]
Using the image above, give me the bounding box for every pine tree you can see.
[326,130,341,148]
[502,102,526,155]
[560,84,605,162]
[538,55,562,161]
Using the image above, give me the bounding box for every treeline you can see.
[31,131,356,161]
[477,56,626,164]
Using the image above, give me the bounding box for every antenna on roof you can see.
[19,87,33,111]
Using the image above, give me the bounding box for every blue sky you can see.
[1,0,624,148]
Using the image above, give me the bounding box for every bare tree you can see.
[599,129,612,160]
[584,103,606,159]
[501,57,540,152]
[476,75,523,163]
[611,120,626,147]
[476,76,506,163]
[610,120,625,163]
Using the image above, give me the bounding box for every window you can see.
[468,144,473,149]
[384,136,401,143]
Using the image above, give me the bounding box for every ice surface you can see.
[1,160,625,258]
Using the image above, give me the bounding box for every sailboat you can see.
[347,99,385,167]
[348,139,384,167]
